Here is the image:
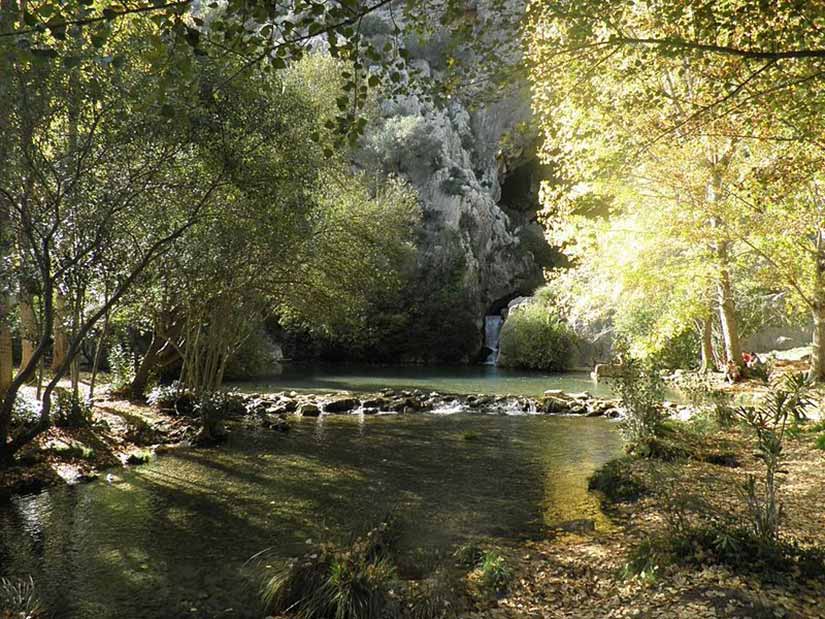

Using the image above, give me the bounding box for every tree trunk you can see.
[810,230,825,382]
[52,293,69,371]
[89,309,109,399]
[131,332,163,400]
[716,240,742,364]
[19,298,37,370]
[699,314,715,372]
[0,0,14,405]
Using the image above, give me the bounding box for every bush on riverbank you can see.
[497,304,574,371]
[260,518,465,619]
[587,457,646,504]
[624,525,825,584]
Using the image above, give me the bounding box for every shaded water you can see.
[233,364,612,398]
[0,413,621,618]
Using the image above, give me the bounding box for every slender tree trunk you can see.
[810,230,825,382]
[52,293,69,371]
[19,298,36,370]
[89,309,109,399]
[699,314,715,372]
[716,240,742,364]
[131,331,163,399]
[0,0,15,404]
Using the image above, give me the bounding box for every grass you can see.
[50,444,96,461]
[461,431,480,441]
[815,433,825,450]
[0,576,43,617]
[588,457,646,504]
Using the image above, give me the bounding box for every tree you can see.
[0,18,227,463]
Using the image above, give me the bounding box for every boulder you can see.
[541,396,571,414]
[323,397,360,413]
[298,403,321,417]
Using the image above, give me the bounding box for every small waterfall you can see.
[483,315,504,365]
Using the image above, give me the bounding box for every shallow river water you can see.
[0,411,622,618]
[232,364,613,398]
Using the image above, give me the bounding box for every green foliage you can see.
[815,434,825,451]
[497,303,574,371]
[107,341,135,391]
[53,389,92,429]
[588,457,646,504]
[11,394,39,432]
[612,358,666,451]
[734,373,813,542]
[452,542,484,568]
[476,551,512,593]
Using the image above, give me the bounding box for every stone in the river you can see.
[362,397,386,409]
[541,396,571,414]
[324,397,360,413]
[298,403,321,417]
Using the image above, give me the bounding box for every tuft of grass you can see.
[461,431,480,442]
[588,457,646,504]
[815,433,825,450]
[476,551,512,593]
[0,576,43,617]
[452,542,484,567]
[261,520,402,619]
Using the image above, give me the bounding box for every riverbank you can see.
[463,406,825,618]
[0,386,197,500]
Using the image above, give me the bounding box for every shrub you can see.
[612,357,666,450]
[588,457,646,504]
[52,389,93,428]
[11,394,39,431]
[497,304,574,371]
[623,526,825,584]
[107,340,135,390]
[0,576,43,618]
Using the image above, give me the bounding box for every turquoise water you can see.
[232,364,613,398]
[0,413,622,618]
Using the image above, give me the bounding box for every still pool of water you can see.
[231,364,613,398]
[0,413,622,619]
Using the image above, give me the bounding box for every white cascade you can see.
[483,315,504,365]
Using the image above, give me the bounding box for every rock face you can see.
[355,12,555,356]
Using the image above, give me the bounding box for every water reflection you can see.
[0,414,621,618]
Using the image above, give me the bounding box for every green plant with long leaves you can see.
[735,372,813,542]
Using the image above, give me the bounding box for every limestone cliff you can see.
[356,58,555,355]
